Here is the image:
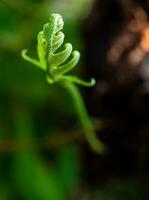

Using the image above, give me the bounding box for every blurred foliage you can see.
[0,0,87,199]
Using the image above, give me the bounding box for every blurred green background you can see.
[0,0,148,199]
[0,0,88,199]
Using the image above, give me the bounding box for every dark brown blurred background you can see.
[81,0,149,199]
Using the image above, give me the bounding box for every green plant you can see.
[21,13,105,153]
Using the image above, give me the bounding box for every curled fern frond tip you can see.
[21,49,27,57]
[21,13,93,86]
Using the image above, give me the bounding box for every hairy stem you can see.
[62,82,105,154]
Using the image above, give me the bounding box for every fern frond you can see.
[40,14,75,78]
[21,13,92,85]
[21,13,106,154]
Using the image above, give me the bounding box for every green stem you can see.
[62,82,105,154]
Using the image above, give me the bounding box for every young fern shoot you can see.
[21,13,105,153]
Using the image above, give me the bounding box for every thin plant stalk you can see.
[62,82,105,153]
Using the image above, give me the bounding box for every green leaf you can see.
[37,31,47,70]
[49,43,72,68]
[61,75,96,87]
[51,50,80,77]
[21,49,42,70]
[52,31,65,53]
